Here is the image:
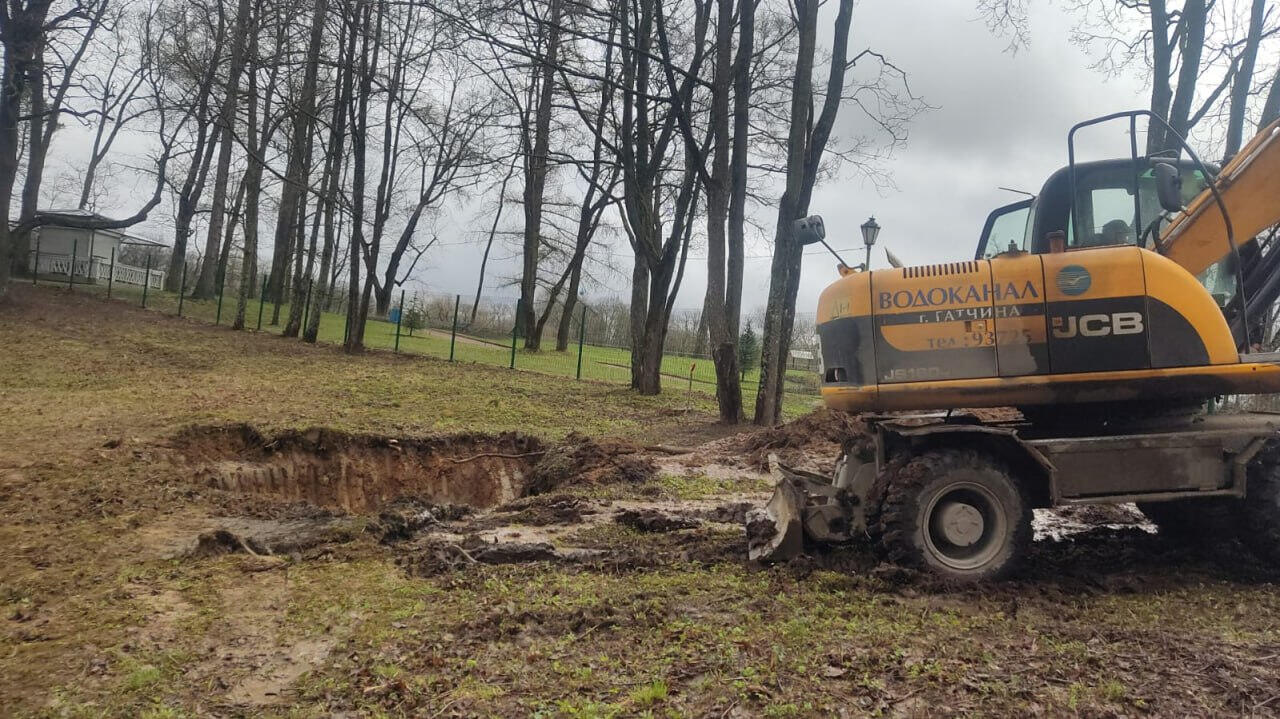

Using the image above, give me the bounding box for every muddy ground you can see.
[4,284,1280,717]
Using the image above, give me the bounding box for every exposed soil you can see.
[172,424,543,514]
[721,406,867,471]
[524,432,657,494]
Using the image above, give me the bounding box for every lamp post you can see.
[860,216,881,270]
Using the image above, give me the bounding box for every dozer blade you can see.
[745,452,874,562]
[746,476,807,562]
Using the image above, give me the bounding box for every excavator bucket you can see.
[745,474,806,562]
[745,454,872,562]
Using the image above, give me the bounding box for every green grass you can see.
[51,277,820,410]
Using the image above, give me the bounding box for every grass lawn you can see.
[4,283,1280,718]
[50,277,820,405]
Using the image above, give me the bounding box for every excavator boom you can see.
[1162,118,1280,277]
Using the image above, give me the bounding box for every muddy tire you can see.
[1242,447,1280,564]
[862,456,905,544]
[876,449,1030,582]
[1136,499,1239,542]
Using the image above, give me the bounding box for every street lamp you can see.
[860,216,881,270]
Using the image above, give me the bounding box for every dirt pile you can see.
[524,433,656,494]
[730,407,868,470]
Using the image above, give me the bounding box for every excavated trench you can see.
[172,424,547,513]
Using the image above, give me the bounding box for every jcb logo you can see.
[1051,312,1144,339]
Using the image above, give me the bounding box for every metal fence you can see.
[28,262,823,400]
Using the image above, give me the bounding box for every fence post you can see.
[68,238,78,290]
[449,294,460,361]
[141,253,152,308]
[576,304,587,380]
[302,279,313,332]
[32,235,40,285]
[178,264,187,316]
[107,248,115,299]
[394,289,405,353]
[509,298,520,369]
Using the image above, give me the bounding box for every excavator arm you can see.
[1161,118,1280,277]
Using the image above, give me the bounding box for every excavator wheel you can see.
[1136,499,1239,543]
[1241,444,1280,564]
[876,449,1031,582]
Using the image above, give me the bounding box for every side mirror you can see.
[1153,163,1184,213]
[793,215,826,245]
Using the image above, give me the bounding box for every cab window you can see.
[1068,165,1209,250]
[976,199,1032,259]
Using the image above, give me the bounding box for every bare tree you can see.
[190,0,253,300]
[234,0,284,330]
[1225,0,1268,158]
[981,1,1280,156]
[77,3,151,208]
[0,0,98,290]
[344,0,381,351]
[754,0,923,425]
[615,0,711,394]
[158,0,228,291]
[16,0,108,265]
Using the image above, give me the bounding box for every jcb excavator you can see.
[747,111,1280,581]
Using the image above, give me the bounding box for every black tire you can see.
[1242,446,1280,564]
[862,456,905,545]
[1136,499,1239,542]
[876,449,1031,582]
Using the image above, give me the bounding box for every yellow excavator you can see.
[747,111,1280,581]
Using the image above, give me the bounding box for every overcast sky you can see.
[40,0,1155,318]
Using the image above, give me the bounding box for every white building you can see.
[27,209,167,288]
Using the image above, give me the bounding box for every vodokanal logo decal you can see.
[1056,265,1091,296]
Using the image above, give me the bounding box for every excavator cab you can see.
[975,159,1211,258]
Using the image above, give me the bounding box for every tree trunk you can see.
[1224,0,1266,159]
[629,258,649,388]
[192,0,252,300]
[727,0,752,341]
[233,164,259,330]
[216,181,246,301]
[703,0,742,423]
[555,261,583,351]
[306,14,352,343]
[15,46,46,274]
[754,0,853,426]
[0,51,25,288]
[1145,0,1173,155]
[1163,0,1206,151]
[233,18,265,331]
[344,0,376,351]
[1261,66,1280,131]
[284,194,310,336]
[168,124,219,292]
[520,0,563,350]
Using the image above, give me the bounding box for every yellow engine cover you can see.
[816,245,1280,411]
